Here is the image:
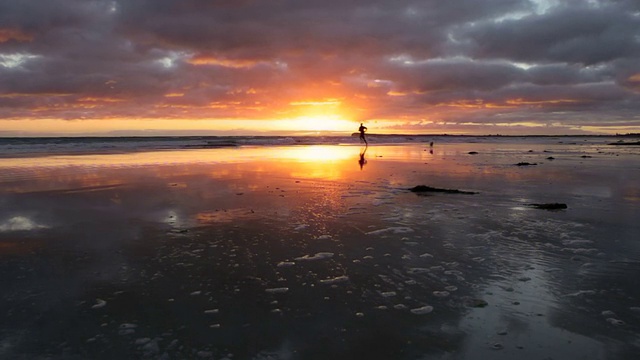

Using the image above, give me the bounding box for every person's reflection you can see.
[358,145,368,170]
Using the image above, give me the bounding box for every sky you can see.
[1,0,640,136]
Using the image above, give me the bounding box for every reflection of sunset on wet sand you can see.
[1,141,639,359]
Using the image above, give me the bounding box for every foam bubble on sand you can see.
[419,253,434,258]
[562,239,594,246]
[433,291,450,298]
[606,318,625,326]
[411,305,434,315]
[91,299,107,309]
[295,252,334,261]
[381,291,397,297]
[393,304,408,310]
[190,291,202,296]
[265,287,289,294]
[316,235,331,240]
[135,337,150,345]
[366,227,414,235]
[204,309,219,314]
[294,224,309,231]
[118,323,137,335]
[277,261,296,267]
[319,276,349,285]
[565,290,597,297]
[562,248,599,255]
[141,338,160,356]
[445,286,458,292]
[407,267,429,274]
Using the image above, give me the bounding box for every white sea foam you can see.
[204,309,219,314]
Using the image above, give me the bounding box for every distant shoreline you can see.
[1,133,639,140]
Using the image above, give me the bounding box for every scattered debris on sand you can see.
[608,141,640,146]
[408,185,478,195]
[529,203,568,210]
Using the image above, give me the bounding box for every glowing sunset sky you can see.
[1,0,639,136]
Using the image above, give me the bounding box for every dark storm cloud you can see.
[459,3,640,65]
[1,0,639,132]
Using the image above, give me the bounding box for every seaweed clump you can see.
[529,203,568,210]
[409,185,477,195]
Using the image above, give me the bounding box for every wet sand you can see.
[1,142,639,359]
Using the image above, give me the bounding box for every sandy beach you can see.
[1,139,639,359]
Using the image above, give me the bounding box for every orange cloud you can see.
[187,55,260,68]
[289,99,341,106]
[0,28,33,43]
[506,98,580,106]
[77,97,125,103]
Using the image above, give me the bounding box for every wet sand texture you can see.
[0,141,639,359]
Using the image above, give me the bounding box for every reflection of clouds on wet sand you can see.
[0,216,48,232]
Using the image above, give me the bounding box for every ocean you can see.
[1,134,636,157]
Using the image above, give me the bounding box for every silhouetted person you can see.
[358,147,368,170]
[358,123,368,145]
